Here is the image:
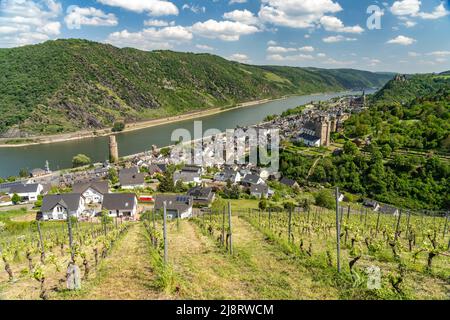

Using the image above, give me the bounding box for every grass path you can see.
[168,217,338,299]
[67,223,166,300]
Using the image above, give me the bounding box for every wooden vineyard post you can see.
[288,208,292,243]
[163,201,168,265]
[406,210,412,236]
[37,220,46,263]
[340,206,344,224]
[364,209,368,229]
[394,209,402,242]
[335,187,341,273]
[268,208,272,230]
[443,212,448,239]
[376,210,381,236]
[67,213,75,263]
[152,208,156,230]
[222,207,226,247]
[228,202,233,255]
[115,216,118,229]
[258,209,261,226]
[346,205,350,222]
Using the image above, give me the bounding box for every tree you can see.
[11,193,21,205]
[72,154,91,168]
[258,198,267,211]
[343,141,359,156]
[314,190,335,210]
[160,147,171,157]
[112,121,125,132]
[108,168,119,185]
[158,171,175,193]
[19,168,29,178]
[381,144,392,157]
[175,180,187,193]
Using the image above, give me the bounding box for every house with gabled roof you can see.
[102,193,138,218]
[154,194,193,219]
[279,177,299,189]
[250,184,272,199]
[40,194,85,220]
[187,186,215,206]
[119,171,146,189]
[241,174,264,187]
[7,183,43,202]
[72,181,109,204]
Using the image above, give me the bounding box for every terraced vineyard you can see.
[0,203,448,300]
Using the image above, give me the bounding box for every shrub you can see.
[314,189,336,210]
[72,154,91,168]
[112,121,125,132]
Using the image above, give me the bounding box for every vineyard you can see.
[189,202,450,299]
[0,211,130,299]
[0,200,449,300]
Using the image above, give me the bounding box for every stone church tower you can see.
[316,116,331,147]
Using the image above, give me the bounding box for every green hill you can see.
[0,39,392,137]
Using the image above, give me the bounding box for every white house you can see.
[72,181,109,204]
[154,195,193,219]
[40,194,85,221]
[8,183,43,202]
[296,133,321,147]
[102,193,138,218]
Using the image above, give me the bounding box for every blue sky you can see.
[1,0,449,73]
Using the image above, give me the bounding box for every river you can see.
[0,89,374,178]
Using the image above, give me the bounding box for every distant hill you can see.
[0,39,393,137]
[372,73,450,106]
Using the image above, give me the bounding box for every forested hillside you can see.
[281,74,450,210]
[0,39,392,137]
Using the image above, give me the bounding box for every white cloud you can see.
[267,40,277,46]
[267,45,314,54]
[229,53,250,63]
[223,9,259,25]
[402,20,417,27]
[65,5,118,29]
[144,20,173,27]
[0,0,62,47]
[182,4,206,14]
[386,35,416,45]
[267,53,314,62]
[319,16,364,33]
[391,0,420,16]
[105,26,192,50]
[408,51,421,57]
[427,51,450,57]
[258,0,342,29]
[191,19,259,41]
[391,1,449,20]
[298,46,314,52]
[97,0,178,16]
[229,0,247,4]
[322,35,356,43]
[267,46,297,54]
[317,53,326,57]
[195,44,214,51]
[418,3,449,20]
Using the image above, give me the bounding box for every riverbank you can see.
[0,97,284,148]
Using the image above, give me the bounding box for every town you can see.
[0,92,402,221]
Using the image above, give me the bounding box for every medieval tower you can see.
[317,116,331,147]
[109,135,119,164]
